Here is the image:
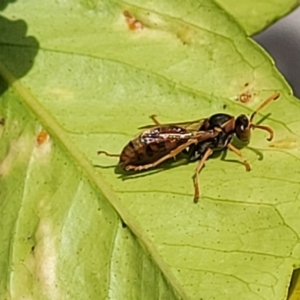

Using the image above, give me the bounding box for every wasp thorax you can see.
[235,115,251,142]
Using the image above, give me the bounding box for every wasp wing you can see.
[141,128,218,145]
[138,118,206,132]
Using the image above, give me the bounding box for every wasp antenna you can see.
[97,150,120,157]
[251,124,274,141]
[250,92,280,122]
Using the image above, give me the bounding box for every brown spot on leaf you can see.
[239,91,252,103]
[37,130,49,145]
[235,82,255,104]
[123,11,143,31]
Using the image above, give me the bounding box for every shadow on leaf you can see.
[95,145,264,181]
[0,0,16,11]
[0,15,39,95]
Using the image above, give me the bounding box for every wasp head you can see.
[235,115,251,143]
[235,93,280,143]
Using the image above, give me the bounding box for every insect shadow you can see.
[230,136,264,161]
[94,142,263,181]
[255,113,271,126]
[94,153,191,180]
[117,155,192,180]
[218,145,263,166]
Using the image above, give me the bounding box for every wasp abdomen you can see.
[120,126,191,169]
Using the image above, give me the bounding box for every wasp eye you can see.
[236,115,249,129]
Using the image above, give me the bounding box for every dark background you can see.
[255,7,300,98]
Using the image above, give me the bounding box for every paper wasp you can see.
[98,125,219,171]
[98,92,279,202]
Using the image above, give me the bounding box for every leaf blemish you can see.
[47,88,74,101]
[176,26,194,45]
[238,90,253,104]
[236,82,255,104]
[36,130,49,145]
[0,136,32,177]
[269,138,300,149]
[33,218,60,299]
[33,129,52,161]
[231,81,256,104]
[123,11,143,31]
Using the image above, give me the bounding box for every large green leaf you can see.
[1,1,300,299]
[216,0,299,35]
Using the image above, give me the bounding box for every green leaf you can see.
[1,1,300,299]
[215,0,299,35]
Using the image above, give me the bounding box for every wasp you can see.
[98,124,219,170]
[98,92,279,202]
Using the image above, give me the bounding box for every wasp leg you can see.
[193,148,213,203]
[97,150,120,157]
[149,114,161,125]
[227,143,251,171]
[125,139,198,171]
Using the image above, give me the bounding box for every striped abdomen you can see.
[119,126,190,169]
